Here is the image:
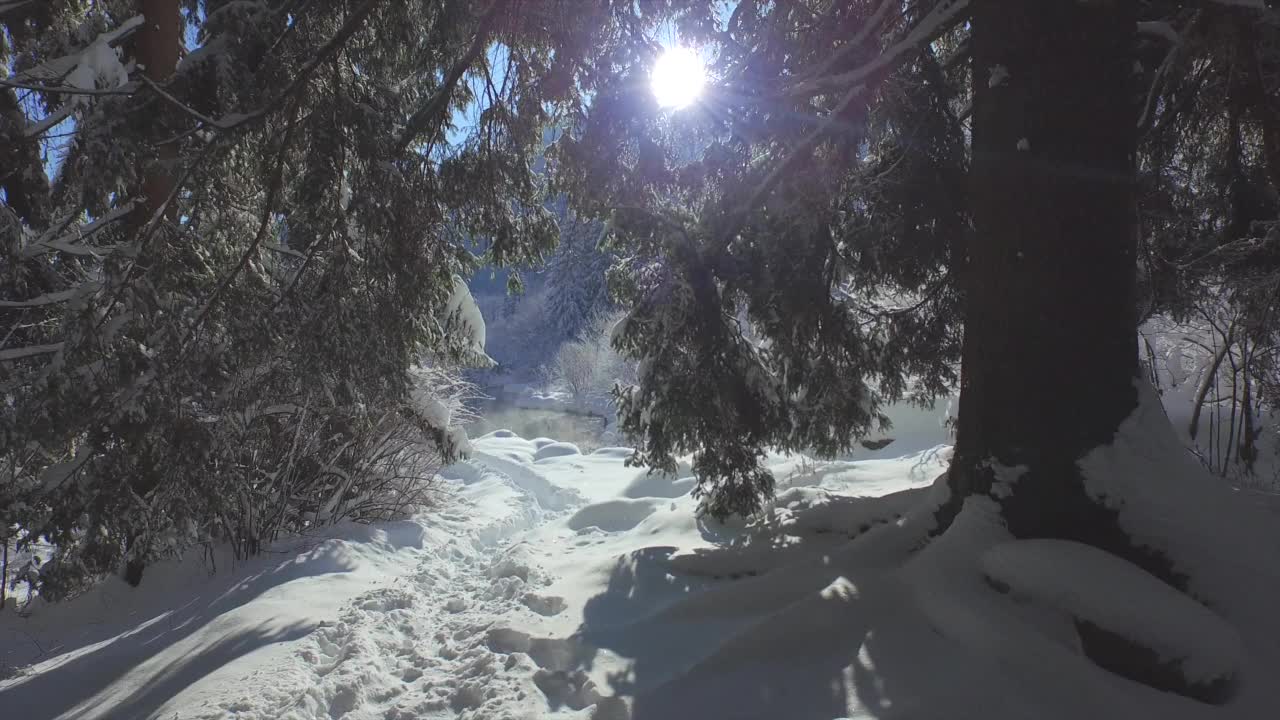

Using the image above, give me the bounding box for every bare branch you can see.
[138,74,224,127]
[1137,27,1184,130]
[788,0,899,87]
[22,104,75,138]
[784,0,969,98]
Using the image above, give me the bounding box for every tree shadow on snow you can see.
[0,535,367,719]
[572,500,957,720]
[16,618,313,719]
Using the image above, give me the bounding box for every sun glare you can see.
[651,46,706,109]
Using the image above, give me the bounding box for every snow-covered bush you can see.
[549,341,601,406]
[588,309,639,390]
[2,362,478,603]
[1142,296,1280,490]
[544,310,636,410]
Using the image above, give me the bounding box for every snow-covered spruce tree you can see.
[543,0,1280,703]
[546,206,612,341]
[0,0,565,596]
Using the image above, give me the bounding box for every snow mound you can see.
[568,498,659,533]
[982,539,1242,687]
[470,447,580,512]
[770,485,924,538]
[622,470,694,499]
[535,441,581,460]
[1080,382,1280,640]
[592,446,635,458]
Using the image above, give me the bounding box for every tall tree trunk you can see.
[943,5,1236,700]
[947,2,1151,554]
[122,0,182,588]
[135,0,182,224]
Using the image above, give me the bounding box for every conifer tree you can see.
[546,210,611,341]
[0,0,566,595]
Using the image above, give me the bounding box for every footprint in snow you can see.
[521,592,568,616]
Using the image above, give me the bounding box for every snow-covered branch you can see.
[0,343,65,361]
[0,288,93,309]
[22,202,136,258]
[0,77,139,96]
[6,15,142,85]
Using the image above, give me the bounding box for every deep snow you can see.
[3,405,1279,719]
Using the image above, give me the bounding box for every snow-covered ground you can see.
[3,415,1279,719]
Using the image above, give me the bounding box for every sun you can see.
[651,46,706,109]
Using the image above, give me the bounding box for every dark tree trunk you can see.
[942,5,1238,700]
[135,0,182,224]
[120,0,183,587]
[947,2,1154,556]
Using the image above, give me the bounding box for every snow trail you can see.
[198,443,589,719]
